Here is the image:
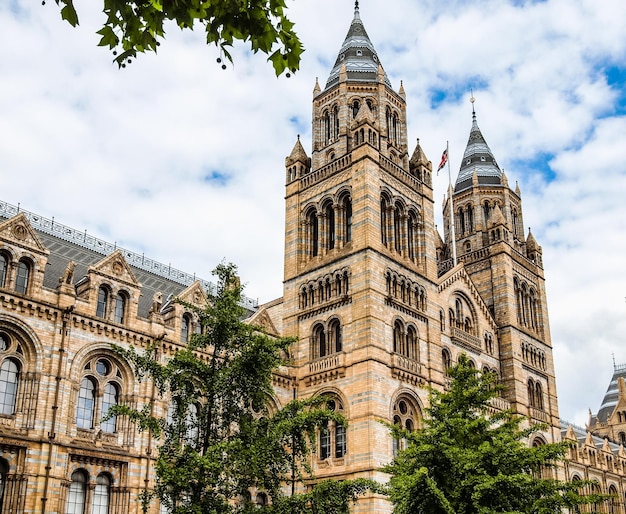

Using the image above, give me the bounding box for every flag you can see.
[437,148,448,174]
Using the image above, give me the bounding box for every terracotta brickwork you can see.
[1,5,625,514]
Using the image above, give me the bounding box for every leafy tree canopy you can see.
[109,262,373,513]
[383,354,606,514]
[52,0,303,74]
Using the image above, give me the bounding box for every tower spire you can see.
[454,93,502,192]
[324,3,390,90]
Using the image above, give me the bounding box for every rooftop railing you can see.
[0,200,258,310]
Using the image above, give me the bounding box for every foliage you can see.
[109,262,372,513]
[51,0,303,74]
[383,354,606,514]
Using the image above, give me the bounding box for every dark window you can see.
[14,260,30,294]
[114,293,126,324]
[96,287,108,318]
[0,255,7,288]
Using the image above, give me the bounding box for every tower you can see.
[442,102,560,439]
[282,4,440,510]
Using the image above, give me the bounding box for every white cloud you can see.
[1,0,626,426]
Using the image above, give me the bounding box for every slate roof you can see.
[325,2,391,90]
[0,201,258,318]
[594,364,626,424]
[455,109,503,193]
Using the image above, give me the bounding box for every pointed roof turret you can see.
[325,2,391,90]
[594,365,626,424]
[286,135,309,167]
[455,98,502,192]
[313,77,321,97]
[525,228,538,252]
[409,138,430,167]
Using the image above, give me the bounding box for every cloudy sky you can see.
[2,0,626,426]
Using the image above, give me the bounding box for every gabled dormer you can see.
[0,213,49,298]
[161,281,207,343]
[75,250,141,326]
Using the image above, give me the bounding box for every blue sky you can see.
[1,0,626,426]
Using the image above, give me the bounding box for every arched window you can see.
[406,326,418,360]
[442,348,452,374]
[96,286,108,319]
[527,379,536,409]
[407,211,420,261]
[320,398,346,459]
[535,382,544,410]
[14,260,30,294]
[392,396,421,456]
[380,195,390,246]
[186,403,199,443]
[0,358,20,415]
[92,474,111,514]
[313,324,326,359]
[0,254,7,288]
[181,314,191,343]
[329,319,342,353]
[66,470,88,514]
[307,209,319,257]
[255,492,268,507]
[323,110,330,144]
[458,207,466,235]
[113,293,126,324]
[352,99,360,118]
[394,204,403,253]
[325,202,335,250]
[609,485,619,514]
[76,377,96,429]
[100,382,119,433]
[343,196,352,243]
[393,320,403,354]
[483,201,491,225]
[76,357,125,434]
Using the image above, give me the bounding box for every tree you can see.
[110,262,372,513]
[51,0,303,74]
[383,354,605,514]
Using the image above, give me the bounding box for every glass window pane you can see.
[92,474,110,514]
[185,404,198,442]
[320,423,330,459]
[77,378,95,429]
[96,288,108,318]
[335,424,346,458]
[0,359,19,415]
[114,294,125,324]
[100,383,118,433]
[15,261,29,294]
[66,471,87,514]
[0,255,6,288]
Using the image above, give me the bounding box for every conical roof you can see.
[325,2,391,90]
[455,108,502,192]
[286,135,309,166]
[595,364,626,423]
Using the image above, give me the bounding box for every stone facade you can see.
[1,4,626,514]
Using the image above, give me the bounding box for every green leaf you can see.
[60,1,79,26]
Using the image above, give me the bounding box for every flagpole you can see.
[446,140,457,266]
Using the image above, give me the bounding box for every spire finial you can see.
[355,0,359,11]
[470,89,476,120]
